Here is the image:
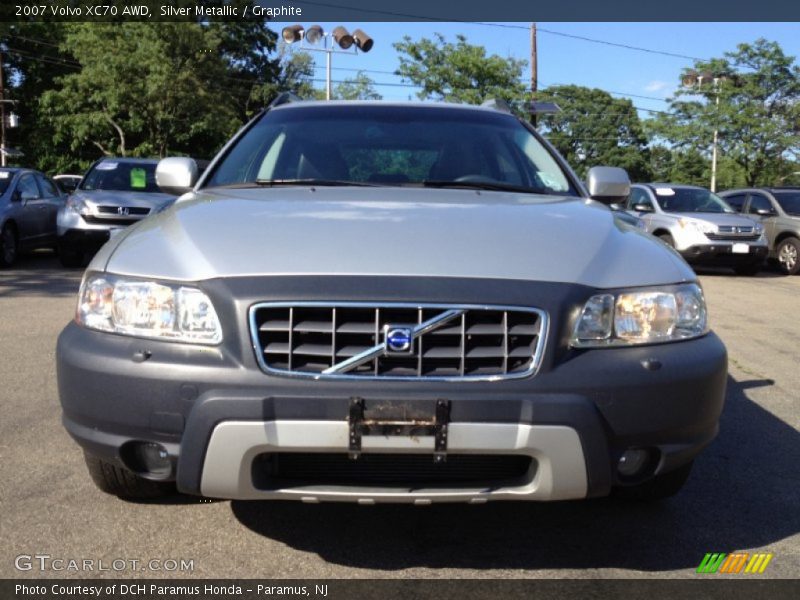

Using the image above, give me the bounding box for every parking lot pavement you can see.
[1,253,798,579]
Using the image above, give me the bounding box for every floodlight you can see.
[305,25,324,45]
[281,24,304,44]
[332,26,354,49]
[352,29,373,52]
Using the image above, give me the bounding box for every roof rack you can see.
[481,98,513,114]
[269,92,302,108]
[481,98,562,115]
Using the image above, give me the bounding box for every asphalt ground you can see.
[1,251,798,580]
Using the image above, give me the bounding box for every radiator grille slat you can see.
[251,303,545,381]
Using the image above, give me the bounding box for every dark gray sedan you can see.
[0,168,65,267]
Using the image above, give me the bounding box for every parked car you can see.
[53,174,83,194]
[626,183,768,275]
[0,167,65,267]
[718,187,800,275]
[56,157,175,267]
[57,98,727,504]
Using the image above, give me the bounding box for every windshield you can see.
[205,105,576,196]
[774,192,800,216]
[654,187,734,213]
[80,161,160,193]
[0,170,14,194]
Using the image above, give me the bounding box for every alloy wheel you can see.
[778,243,798,271]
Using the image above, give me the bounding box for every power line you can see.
[295,2,707,61]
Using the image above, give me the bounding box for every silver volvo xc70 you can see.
[56,98,727,504]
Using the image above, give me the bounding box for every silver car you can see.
[57,99,727,504]
[0,167,65,267]
[719,187,800,275]
[57,157,175,267]
[626,183,769,275]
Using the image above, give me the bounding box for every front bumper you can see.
[57,289,727,503]
[680,243,768,265]
[57,210,137,249]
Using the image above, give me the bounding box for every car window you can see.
[81,161,160,193]
[17,174,40,200]
[36,174,61,198]
[747,194,774,215]
[0,170,14,195]
[627,188,652,209]
[654,187,733,213]
[723,194,747,212]
[773,191,800,217]
[206,105,577,196]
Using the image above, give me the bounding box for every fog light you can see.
[124,442,171,478]
[617,448,650,478]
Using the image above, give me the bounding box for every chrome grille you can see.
[706,225,759,241]
[96,205,151,216]
[249,303,547,380]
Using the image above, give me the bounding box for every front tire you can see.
[776,237,800,275]
[614,461,693,502]
[83,451,174,499]
[0,223,18,267]
[58,242,84,268]
[657,233,676,248]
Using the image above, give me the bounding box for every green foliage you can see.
[394,33,528,105]
[334,72,382,101]
[650,39,800,187]
[536,85,652,181]
[3,14,281,173]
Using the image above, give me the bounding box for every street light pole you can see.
[326,48,332,101]
[282,25,373,101]
[710,81,720,193]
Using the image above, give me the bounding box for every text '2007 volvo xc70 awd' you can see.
[57,97,727,504]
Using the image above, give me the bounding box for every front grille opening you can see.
[251,453,534,490]
[252,304,544,380]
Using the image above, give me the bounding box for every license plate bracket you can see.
[732,243,749,254]
[348,397,451,463]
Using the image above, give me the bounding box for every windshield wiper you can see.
[420,180,549,194]
[254,179,378,187]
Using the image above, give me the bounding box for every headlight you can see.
[753,222,764,235]
[678,218,715,235]
[571,283,707,347]
[65,196,91,215]
[76,273,222,344]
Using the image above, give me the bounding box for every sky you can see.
[278,21,800,118]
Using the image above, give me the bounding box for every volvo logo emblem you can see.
[384,326,413,353]
[117,206,130,216]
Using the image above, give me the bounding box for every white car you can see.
[626,183,769,275]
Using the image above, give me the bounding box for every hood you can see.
[100,187,694,288]
[73,189,174,209]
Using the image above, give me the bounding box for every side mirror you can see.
[11,190,22,203]
[156,157,199,196]
[633,203,654,213]
[586,166,631,205]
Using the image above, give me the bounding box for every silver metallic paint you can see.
[100,187,694,288]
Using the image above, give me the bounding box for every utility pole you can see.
[1,50,6,167]
[530,22,537,126]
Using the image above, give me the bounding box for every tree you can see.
[334,72,382,101]
[650,39,800,186]
[0,22,87,172]
[40,23,242,162]
[536,85,652,181]
[394,34,528,105]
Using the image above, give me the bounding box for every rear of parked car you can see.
[719,187,800,275]
[626,183,768,275]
